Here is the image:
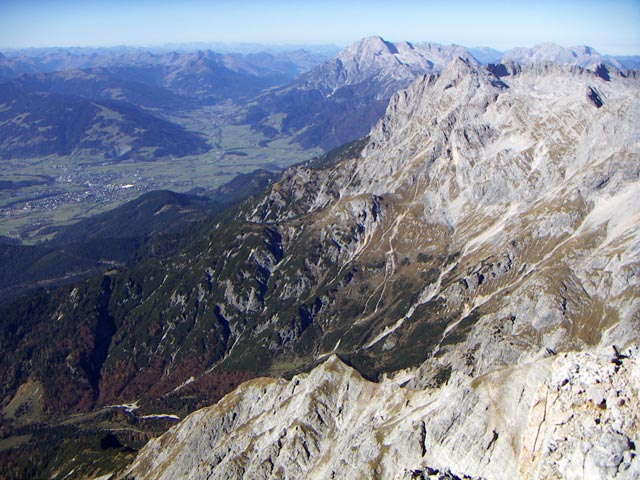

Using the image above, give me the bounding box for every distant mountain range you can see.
[0,48,331,160]
[0,48,328,85]
[0,48,328,110]
[1,40,638,161]
[0,81,210,160]
[469,44,640,69]
[501,42,625,69]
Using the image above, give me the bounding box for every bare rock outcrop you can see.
[122,347,639,479]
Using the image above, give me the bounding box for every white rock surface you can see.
[122,347,639,479]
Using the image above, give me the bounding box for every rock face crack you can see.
[420,421,427,457]
[486,429,499,451]
[587,86,604,108]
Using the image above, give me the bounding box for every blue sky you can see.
[1,0,639,54]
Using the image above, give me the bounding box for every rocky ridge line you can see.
[121,346,639,479]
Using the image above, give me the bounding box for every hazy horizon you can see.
[1,1,639,56]
[2,39,640,61]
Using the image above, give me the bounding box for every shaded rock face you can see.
[123,348,640,479]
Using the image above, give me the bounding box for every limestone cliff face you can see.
[123,348,639,479]
[120,60,640,479]
[248,59,640,379]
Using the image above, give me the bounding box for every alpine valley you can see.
[1,37,639,479]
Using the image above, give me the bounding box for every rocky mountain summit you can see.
[115,58,640,478]
[300,36,477,99]
[243,36,477,150]
[243,38,636,152]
